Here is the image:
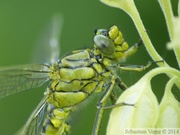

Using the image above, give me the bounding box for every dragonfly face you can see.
[0,24,140,135]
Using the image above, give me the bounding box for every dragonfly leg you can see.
[102,61,165,111]
[115,60,164,72]
[92,75,116,135]
[123,39,142,58]
[98,77,134,109]
[109,90,117,105]
[92,60,164,135]
[109,77,127,104]
[115,77,127,90]
[92,75,135,135]
[97,101,134,110]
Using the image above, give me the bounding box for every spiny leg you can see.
[115,60,164,72]
[109,77,127,104]
[106,61,164,110]
[101,77,134,110]
[101,61,164,112]
[92,61,159,135]
[115,77,127,90]
[92,76,116,135]
[108,61,163,105]
[123,39,142,58]
[109,90,117,105]
[92,75,133,135]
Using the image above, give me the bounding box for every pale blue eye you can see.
[94,35,115,55]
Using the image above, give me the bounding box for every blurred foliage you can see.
[0,0,178,135]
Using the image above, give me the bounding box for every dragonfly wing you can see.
[16,96,48,135]
[32,14,63,64]
[0,64,49,98]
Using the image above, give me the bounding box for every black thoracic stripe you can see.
[90,62,102,75]
[65,58,90,62]
[60,65,90,69]
[50,76,98,86]
[59,61,91,69]
[59,59,93,68]
[53,80,98,94]
[90,61,110,75]
[82,81,101,95]
[79,80,99,95]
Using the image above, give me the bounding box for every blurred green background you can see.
[0,0,179,135]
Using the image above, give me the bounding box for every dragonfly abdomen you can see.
[41,104,71,135]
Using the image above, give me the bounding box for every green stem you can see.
[151,67,180,77]
[178,0,180,15]
[158,0,174,40]
[143,67,180,88]
[157,1,180,68]
[121,2,169,67]
[165,77,180,94]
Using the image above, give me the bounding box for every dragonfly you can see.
[0,15,155,135]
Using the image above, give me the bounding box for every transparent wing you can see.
[32,14,63,64]
[16,96,48,135]
[0,64,50,98]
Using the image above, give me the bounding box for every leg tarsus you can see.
[135,38,142,47]
[92,80,116,135]
[97,102,135,110]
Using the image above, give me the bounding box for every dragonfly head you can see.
[93,25,129,61]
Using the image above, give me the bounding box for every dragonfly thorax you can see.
[40,25,131,135]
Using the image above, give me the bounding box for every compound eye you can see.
[94,35,115,55]
[95,29,108,37]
